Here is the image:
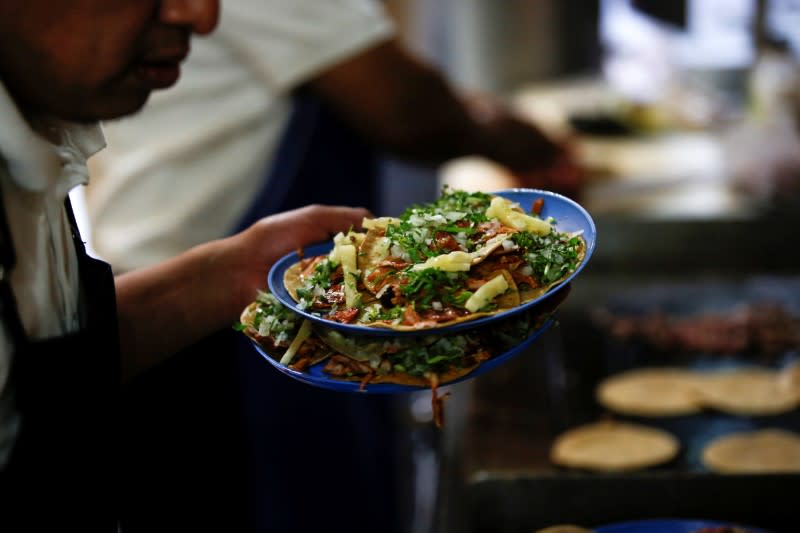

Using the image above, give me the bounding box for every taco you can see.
[284,188,585,331]
[238,287,566,427]
[238,291,333,371]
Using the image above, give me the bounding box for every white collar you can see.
[0,80,106,194]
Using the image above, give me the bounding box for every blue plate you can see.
[250,316,554,393]
[267,188,596,337]
[595,518,774,533]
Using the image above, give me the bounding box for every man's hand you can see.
[229,204,372,313]
[115,204,370,377]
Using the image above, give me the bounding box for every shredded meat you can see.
[323,283,346,306]
[298,255,325,279]
[417,307,465,323]
[366,265,402,295]
[401,306,439,329]
[323,355,374,377]
[475,220,505,240]
[433,231,460,253]
[328,307,359,323]
[398,304,468,326]
[428,374,451,429]
[322,355,376,391]
[289,356,314,372]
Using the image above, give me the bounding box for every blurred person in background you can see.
[86,0,582,273]
[82,1,583,532]
[0,0,383,532]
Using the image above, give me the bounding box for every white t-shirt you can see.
[0,81,105,470]
[86,0,394,273]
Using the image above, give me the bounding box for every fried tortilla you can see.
[239,293,332,370]
[239,287,563,427]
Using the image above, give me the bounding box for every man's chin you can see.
[90,92,152,122]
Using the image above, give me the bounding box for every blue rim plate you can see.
[595,518,774,533]
[250,316,554,393]
[267,188,596,337]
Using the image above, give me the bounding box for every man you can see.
[81,3,583,533]
[0,1,370,531]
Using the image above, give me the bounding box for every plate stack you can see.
[240,188,596,407]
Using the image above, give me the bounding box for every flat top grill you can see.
[455,275,800,533]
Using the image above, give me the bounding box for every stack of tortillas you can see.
[550,420,679,472]
[702,428,800,473]
[596,366,800,417]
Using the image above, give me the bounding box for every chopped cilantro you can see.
[511,231,582,285]
[388,335,472,377]
[387,189,492,260]
[400,268,469,310]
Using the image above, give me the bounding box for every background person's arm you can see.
[114,204,370,380]
[307,39,582,195]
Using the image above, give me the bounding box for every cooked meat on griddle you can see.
[594,303,800,356]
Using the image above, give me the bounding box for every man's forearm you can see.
[114,238,239,380]
[308,40,561,171]
[308,41,498,162]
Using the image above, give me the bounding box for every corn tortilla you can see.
[702,429,800,473]
[695,368,799,416]
[596,367,705,417]
[550,420,679,472]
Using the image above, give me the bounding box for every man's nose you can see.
[160,0,220,35]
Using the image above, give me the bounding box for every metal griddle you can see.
[435,212,800,533]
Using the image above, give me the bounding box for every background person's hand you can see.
[513,149,586,201]
[464,93,563,171]
[464,94,586,199]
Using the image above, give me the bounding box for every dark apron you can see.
[233,91,411,533]
[0,196,120,532]
[117,92,412,533]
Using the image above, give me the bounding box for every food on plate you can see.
[283,188,585,331]
[550,420,679,472]
[238,289,563,427]
[694,367,799,416]
[702,429,800,474]
[595,367,705,417]
[238,291,334,370]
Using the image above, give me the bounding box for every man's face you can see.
[0,0,219,122]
